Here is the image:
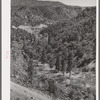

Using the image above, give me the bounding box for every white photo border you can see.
[2,0,99,100]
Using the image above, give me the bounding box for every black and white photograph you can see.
[10,0,97,100]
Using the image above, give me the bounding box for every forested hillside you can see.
[11,0,96,100]
[39,7,96,70]
[11,0,82,27]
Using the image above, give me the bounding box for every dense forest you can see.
[11,0,96,100]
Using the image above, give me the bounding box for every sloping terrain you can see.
[11,0,82,27]
[11,0,96,100]
[11,82,52,100]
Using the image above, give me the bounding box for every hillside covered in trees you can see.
[11,0,96,100]
[11,0,83,27]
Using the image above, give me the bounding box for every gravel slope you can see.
[11,82,52,100]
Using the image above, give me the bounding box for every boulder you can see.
[66,79,71,86]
